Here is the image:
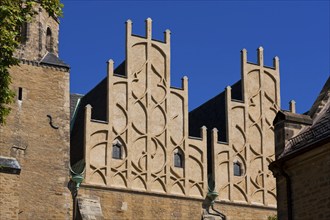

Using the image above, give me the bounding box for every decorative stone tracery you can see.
[83,19,207,198]
[212,48,280,207]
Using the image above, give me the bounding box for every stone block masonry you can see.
[0,172,20,220]
[78,185,276,220]
[0,63,71,219]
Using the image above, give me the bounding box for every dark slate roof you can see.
[0,156,21,174]
[70,77,108,165]
[308,76,330,118]
[188,80,243,174]
[231,80,243,101]
[280,105,330,159]
[114,61,126,76]
[189,80,242,142]
[279,77,330,159]
[70,93,84,120]
[40,52,70,69]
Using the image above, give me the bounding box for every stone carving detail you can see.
[84,19,207,198]
[89,130,108,186]
[213,48,279,207]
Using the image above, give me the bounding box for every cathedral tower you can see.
[15,0,60,61]
[0,2,71,219]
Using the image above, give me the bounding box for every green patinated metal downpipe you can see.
[71,172,84,189]
[69,159,85,220]
[69,159,85,189]
[206,176,226,220]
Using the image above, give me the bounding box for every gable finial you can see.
[257,46,264,66]
[289,100,296,113]
[145,17,152,39]
[107,59,114,76]
[164,29,171,44]
[241,48,247,64]
[126,19,132,37]
[273,56,280,70]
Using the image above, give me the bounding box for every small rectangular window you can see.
[18,87,23,101]
[112,144,122,159]
[16,23,28,43]
[174,152,183,168]
[234,162,242,176]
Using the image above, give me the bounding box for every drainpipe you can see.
[71,174,84,220]
[69,164,85,220]
[205,176,226,220]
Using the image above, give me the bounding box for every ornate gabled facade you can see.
[70,19,279,219]
[189,48,280,213]
[71,19,208,198]
[0,3,287,218]
[212,49,279,206]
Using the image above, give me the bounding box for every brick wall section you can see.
[0,172,20,220]
[285,142,330,220]
[78,185,276,220]
[0,63,71,219]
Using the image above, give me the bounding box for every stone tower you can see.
[15,1,60,61]
[0,2,71,219]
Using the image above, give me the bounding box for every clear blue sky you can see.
[60,0,329,113]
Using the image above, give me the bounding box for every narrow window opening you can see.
[20,22,28,43]
[112,142,122,159]
[46,27,53,52]
[16,23,28,43]
[234,162,242,176]
[174,150,184,168]
[18,87,23,101]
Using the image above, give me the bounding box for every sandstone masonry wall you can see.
[0,63,71,219]
[285,142,330,220]
[78,185,276,220]
[0,172,20,220]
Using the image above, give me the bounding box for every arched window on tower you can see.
[20,22,28,43]
[46,27,53,52]
[174,148,184,168]
[16,22,28,44]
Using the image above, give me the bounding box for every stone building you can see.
[0,2,71,220]
[70,19,278,219]
[0,2,285,220]
[269,77,330,220]
[70,19,209,220]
